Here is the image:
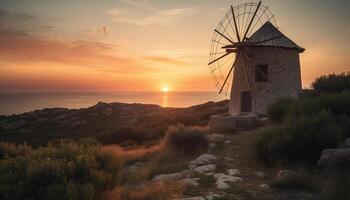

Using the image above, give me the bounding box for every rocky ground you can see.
[122,130,323,200]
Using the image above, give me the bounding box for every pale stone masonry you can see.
[229,22,304,115]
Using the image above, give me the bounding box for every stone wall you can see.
[229,47,302,115]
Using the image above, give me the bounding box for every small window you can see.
[255,65,268,82]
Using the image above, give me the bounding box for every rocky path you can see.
[151,131,321,200]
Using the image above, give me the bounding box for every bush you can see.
[267,98,295,123]
[312,72,350,94]
[286,91,350,121]
[97,126,165,145]
[0,139,123,200]
[165,125,209,154]
[256,110,345,165]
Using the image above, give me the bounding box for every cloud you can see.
[0,27,153,74]
[108,0,199,26]
[0,9,35,22]
[143,56,188,65]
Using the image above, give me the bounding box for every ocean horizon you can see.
[0,91,226,115]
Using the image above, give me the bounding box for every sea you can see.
[0,92,227,116]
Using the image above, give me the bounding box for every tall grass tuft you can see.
[165,125,209,154]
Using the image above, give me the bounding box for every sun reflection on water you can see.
[162,93,168,107]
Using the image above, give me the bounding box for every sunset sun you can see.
[161,85,170,92]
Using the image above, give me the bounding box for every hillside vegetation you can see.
[0,100,228,147]
[256,72,350,165]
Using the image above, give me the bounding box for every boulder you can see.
[227,169,240,176]
[192,164,216,174]
[259,184,270,190]
[317,148,350,169]
[214,173,242,189]
[255,171,265,178]
[276,170,300,180]
[189,154,217,169]
[152,172,184,182]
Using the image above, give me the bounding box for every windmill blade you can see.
[242,1,261,41]
[208,52,231,65]
[231,5,241,42]
[219,55,238,94]
[256,35,283,45]
[215,29,235,44]
[240,50,253,99]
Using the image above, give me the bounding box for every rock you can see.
[259,184,270,190]
[209,143,216,149]
[255,171,265,178]
[206,193,221,200]
[276,170,300,180]
[224,157,234,162]
[179,178,199,186]
[224,140,231,144]
[181,197,205,200]
[152,172,184,182]
[206,134,226,143]
[189,154,217,169]
[228,169,240,176]
[216,181,230,189]
[192,164,216,174]
[122,161,143,174]
[317,148,350,169]
[214,173,242,189]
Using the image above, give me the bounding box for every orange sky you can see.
[0,0,349,92]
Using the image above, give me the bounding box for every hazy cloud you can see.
[143,55,189,65]
[108,0,199,26]
[0,27,153,74]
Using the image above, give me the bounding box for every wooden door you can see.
[241,91,252,112]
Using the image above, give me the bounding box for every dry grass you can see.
[106,181,185,200]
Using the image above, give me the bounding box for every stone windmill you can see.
[208,1,304,131]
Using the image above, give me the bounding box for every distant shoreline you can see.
[0,91,226,115]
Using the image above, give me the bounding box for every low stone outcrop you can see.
[317,148,350,169]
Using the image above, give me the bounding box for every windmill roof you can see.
[248,21,305,52]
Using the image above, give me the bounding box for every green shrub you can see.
[165,125,209,154]
[97,126,165,145]
[267,98,295,123]
[256,110,345,165]
[286,91,350,121]
[0,139,123,200]
[312,72,350,94]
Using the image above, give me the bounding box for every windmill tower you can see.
[208,1,304,117]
